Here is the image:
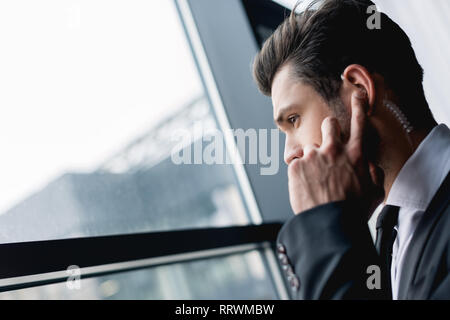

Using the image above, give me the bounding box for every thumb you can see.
[347,89,369,165]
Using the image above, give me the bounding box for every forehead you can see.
[271,64,318,116]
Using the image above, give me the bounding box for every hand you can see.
[288,90,384,217]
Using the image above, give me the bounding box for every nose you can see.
[284,136,303,165]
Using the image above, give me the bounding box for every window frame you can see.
[0,224,282,293]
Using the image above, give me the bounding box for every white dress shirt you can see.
[385,124,450,299]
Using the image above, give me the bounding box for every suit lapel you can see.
[397,171,450,299]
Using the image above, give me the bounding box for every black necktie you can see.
[375,205,400,292]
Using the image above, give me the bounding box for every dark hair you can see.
[253,0,434,129]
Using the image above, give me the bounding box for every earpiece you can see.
[341,73,414,135]
[383,99,413,134]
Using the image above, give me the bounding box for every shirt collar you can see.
[386,124,450,211]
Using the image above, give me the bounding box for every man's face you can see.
[272,64,349,165]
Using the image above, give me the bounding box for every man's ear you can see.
[341,64,376,115]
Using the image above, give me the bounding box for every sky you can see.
[0,0,203,214]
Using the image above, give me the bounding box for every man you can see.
[252,0,450,299]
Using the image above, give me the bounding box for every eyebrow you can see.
[275,104,299,126]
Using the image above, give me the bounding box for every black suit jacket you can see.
[277,172,450,300]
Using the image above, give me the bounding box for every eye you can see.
[287,115,300,126]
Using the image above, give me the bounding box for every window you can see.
[0,0,250,244]
[0,0,289,300]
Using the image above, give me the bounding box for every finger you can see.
[321,117,341,149]
[348,89,368,163]
[303,144,319,158]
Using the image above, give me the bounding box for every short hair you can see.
[253,0,434,129]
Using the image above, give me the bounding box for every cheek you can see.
[292,122,322,147]
[298,108,331,146]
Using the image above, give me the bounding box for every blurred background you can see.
[0,0,448,299]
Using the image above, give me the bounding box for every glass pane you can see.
[0,251,277,300]
[0,1,250,243]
